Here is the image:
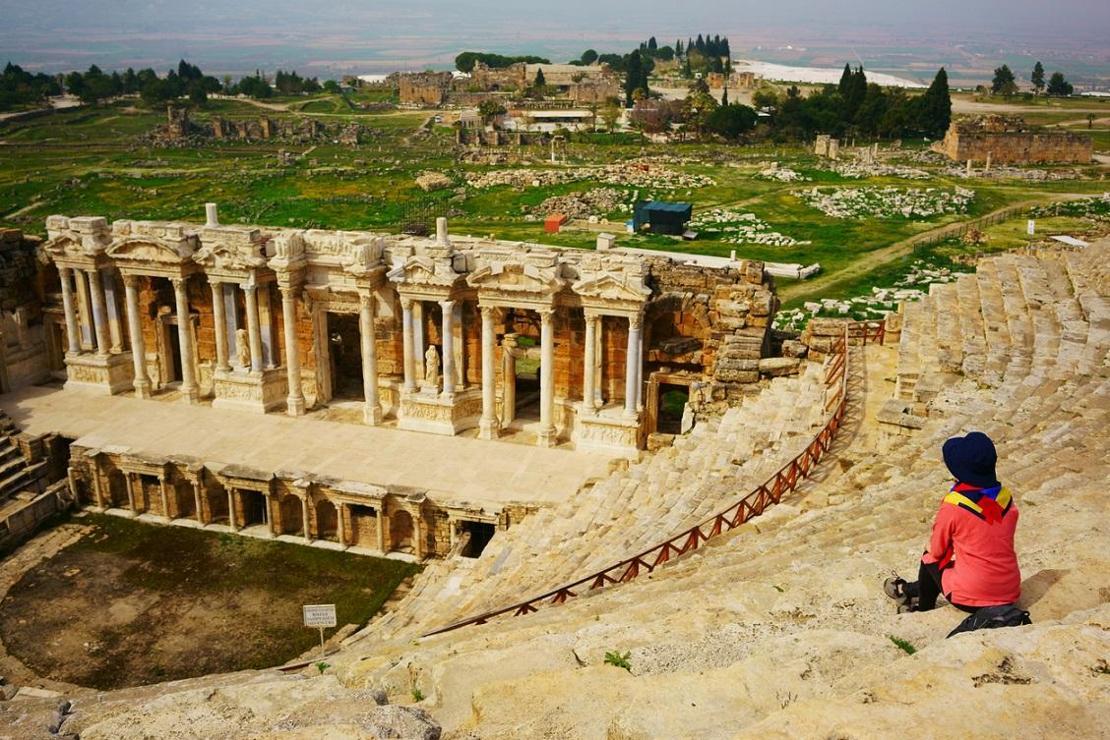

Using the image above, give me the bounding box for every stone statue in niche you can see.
[424,345,440,389]
[236,328,250,370]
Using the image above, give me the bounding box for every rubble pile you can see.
[414,172,453,192]
[688,208,810,247]
[774,260,964,331]
[465,164,715,190]
[527,188,632,219]
[829,162,930,179]
[756,163,811,182]
[946,165,1083,181]
[1029,194,1110,219]
[798,186,975,219]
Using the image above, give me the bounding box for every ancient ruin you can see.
[148,106,367,146]
[934,115,1093,165]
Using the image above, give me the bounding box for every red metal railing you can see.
[422,320,881,637]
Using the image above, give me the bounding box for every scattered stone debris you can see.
[527,188,632,219]
[829,162,930,180]
[415,172,454,192]
[688,208,810,246]
[1029,194,1110,220]
[774,259,965,331]
[465,164,714,191]
[798,186,975,220]
[756,163,811,182]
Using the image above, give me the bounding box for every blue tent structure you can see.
[632,200,693,235]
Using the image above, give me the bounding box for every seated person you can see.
[886,431,1021,613]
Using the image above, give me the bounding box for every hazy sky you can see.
[1,0,1107,82]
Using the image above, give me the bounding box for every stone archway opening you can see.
[107,469,129,508]
[173,478,196,520]
[348,504,378,548]
[657,383,690,435]
[326,312,363,400]
[278,496,304,536]
[315,499,339,541]
[239,490,268,529]
[458,520,496,558]
[390,509,414,553]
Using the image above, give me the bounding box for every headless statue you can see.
[236,328,251,370]
[424,344,440,388]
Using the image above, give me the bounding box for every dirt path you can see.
[777,195,1089,304]
[952,98,1110,116]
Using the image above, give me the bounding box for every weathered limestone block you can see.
[782,340,808,359]
[758,357,801,377]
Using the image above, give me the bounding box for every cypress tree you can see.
[722,86,729,106]
[1031,61,1045,94]
[918,67,951,137]
[648,36,658,51]
[696,34,705,54]
[838,63,853,96]
[676,39,683,58]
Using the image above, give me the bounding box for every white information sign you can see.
[1027,219,1036,236]
[303,603,337,628]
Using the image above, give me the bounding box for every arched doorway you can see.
[279,496,304,536]
[107,469,129,508]
[390,510,414,553]
[315,499,339,541]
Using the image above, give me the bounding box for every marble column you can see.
[102,270,123,353]
[159,475,171,519]
[538,307,556,446]
[227,489,238,530]
[86,268,111,356]
[123,275,152,398]
[478,306,499,439]
[58,267,81,355]
[171,276,199,402]
[281,286,306,416]
[223,284,241,368]
[192,481,205,525]
[375,506,386,553]
[359,289,382,425]
[243,283,264,373]
[337,503,348,547]
[440,299,456,397]
[583,313,598,412]
[401,297,416,392]
[624,312,641,418]
[74,269,93,349]
[635,327,644,409]
[301,497,311,542]
[126,472,138,516]
[412,301,425,379]
[210,280,230,372]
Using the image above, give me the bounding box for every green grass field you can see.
[2,94,1107,310]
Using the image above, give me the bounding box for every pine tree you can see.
[1046,71,1073,96]
[918,67,951,137]
[534,68,546,88]
[1031,61,1045,94]
[991,65,1018,96]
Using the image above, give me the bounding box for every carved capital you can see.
[537,306,555,321]
[628,312,643,331]
[169,276,187,291]
[122,274,140,289]
[401,296,415,312]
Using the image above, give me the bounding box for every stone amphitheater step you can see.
[63,244,1110,737]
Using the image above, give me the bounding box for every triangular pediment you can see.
[106,237,193,264]
[467,262,564,295]
[42,234,84,258]
[192,242,265,270]
[573,272,651,303]
[395,255,460,287]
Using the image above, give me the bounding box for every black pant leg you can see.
[914,560,944,611]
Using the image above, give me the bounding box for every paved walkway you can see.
[2,385,616,509]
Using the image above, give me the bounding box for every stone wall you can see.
[934,118,1093,164]
[0,229,51,392]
